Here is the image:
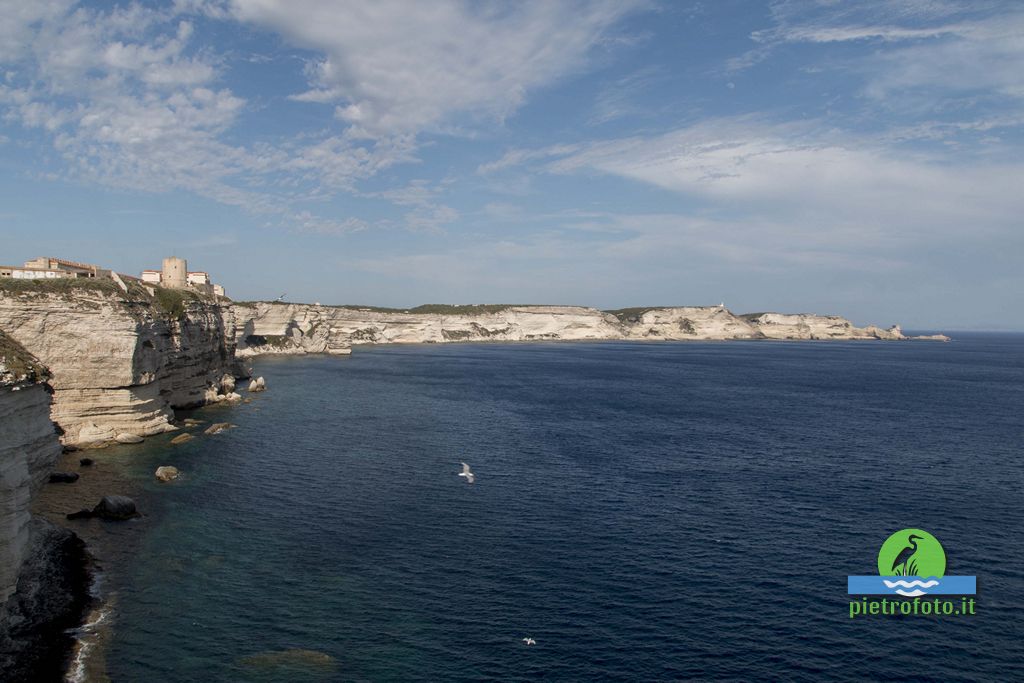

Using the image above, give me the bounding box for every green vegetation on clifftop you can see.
[0,277,217,321]
[0,329,49,385]
[236,302,542,315]
[604,307,658,323]
[0,277,123,296]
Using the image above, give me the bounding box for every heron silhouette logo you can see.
[847,528,976,598]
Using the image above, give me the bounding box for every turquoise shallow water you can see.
[90,336,1022,681]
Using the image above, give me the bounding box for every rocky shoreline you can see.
[0,331,93,681]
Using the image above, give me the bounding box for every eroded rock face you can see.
[622,307,761,340]
[234,302,923,353]
[0,334,88,680]
[0,519,91,682]
[0,285,248,447]
[741,313,907,340]
[0,333,62,610]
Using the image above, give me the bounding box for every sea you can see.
[62,334,1024,681]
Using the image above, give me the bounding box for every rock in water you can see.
[248,376,267,392]
[48,472,80,483]
[204,422,236,435]
[155,466,179,482]
[170,433,193,445]
[219,373,236,394]
[91,495,138,520]
[78,458,94,467]
[77,422,116,448]
[115,432,144,444]
[66,495,139,521]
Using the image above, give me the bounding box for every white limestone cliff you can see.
[0,332,62,608]
[0,281,247,447]
[234,302,930,354]
[739,313,907,340]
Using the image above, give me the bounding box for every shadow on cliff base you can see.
[0,519,92,682]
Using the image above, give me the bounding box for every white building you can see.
[0,266,76,280]
[187,271,210,286]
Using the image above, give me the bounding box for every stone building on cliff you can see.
[0,257,109,280]
[140,256,226,297]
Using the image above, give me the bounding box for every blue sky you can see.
[1,1,1022,329]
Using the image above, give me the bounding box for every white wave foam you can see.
[883,579,939,589]
[64,605,113,683]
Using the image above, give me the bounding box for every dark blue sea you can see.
[86,335,1024,681]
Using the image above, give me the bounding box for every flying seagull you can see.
[522,637,536,646]
[458,462,475,484]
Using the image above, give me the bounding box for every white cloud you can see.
[0,1,430,233]
[740,1,1024,107]
[228,0,643,136]
[477,144,583,174]
[290,211,368,235]
[0,0,74,63]
[489,119,1024,252]
[360,180,460,233]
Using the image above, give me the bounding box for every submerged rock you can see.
[182,418,204,427]
[170,433,193,445]
[204,422,236,436]
[238,648,337,674]
[115,432,144,444]
[48,472,80,484]
[78,458,94,467]
[154,466,179,482]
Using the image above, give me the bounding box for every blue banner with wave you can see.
[847,576,976,596]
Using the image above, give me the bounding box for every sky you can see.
[1,0,1022,329]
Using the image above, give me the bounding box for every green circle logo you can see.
[877,528,946,578]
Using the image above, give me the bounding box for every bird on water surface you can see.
[891,534,923,576]
[458,462,475,484]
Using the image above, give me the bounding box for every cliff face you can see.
[0,332,61,608]
[0,281,246,447]
[234,303,625,356]
[234,302,916,354]
[740,313,906,340]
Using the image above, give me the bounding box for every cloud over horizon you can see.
[0,0,1021,327]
